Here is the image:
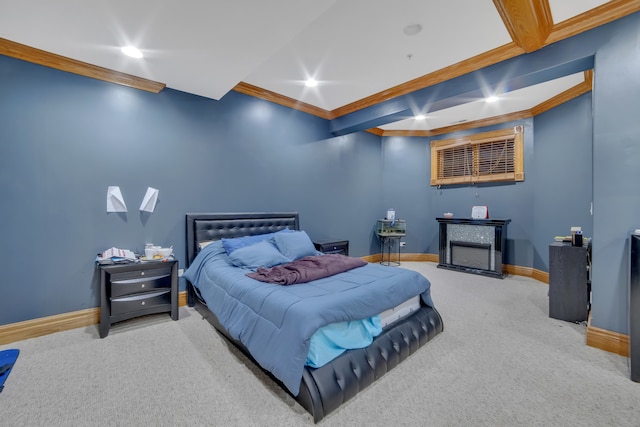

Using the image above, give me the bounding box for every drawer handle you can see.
[141,284,145,288]
[141,301,146,306]
[141,272,145,276]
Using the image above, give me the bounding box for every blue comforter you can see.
[183,241,434,395]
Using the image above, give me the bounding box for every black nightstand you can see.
[313,239,349,256]
[98,260,178,338]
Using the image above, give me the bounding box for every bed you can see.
[184,212,443,423]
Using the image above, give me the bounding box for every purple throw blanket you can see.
[247,254,367,285]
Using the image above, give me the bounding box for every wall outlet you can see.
[178,268,184,277]
[400,241,406,248]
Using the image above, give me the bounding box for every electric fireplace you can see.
[436,217,510,278]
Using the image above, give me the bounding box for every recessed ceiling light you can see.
[121,46,143,58]
[415,114,426,120]
[305,78,318,88]
[403,24,422,36]
[486,95,499,103]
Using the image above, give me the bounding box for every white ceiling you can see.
[381,72,587,131]
[0,0,610,131]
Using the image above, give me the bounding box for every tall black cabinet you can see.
[548,242,590,322]
[630,234,640,382]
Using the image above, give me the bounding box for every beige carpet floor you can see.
[1,262,639,426]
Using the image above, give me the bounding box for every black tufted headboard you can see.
[185,212,299,267]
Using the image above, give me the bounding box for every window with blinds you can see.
[430,126,524,186]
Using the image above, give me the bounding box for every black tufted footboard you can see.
[297,304,443,423]
[192,290,443,423]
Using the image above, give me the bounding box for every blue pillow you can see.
[222,228,290,255]
[227,240,291,270]
[271,230,317,261]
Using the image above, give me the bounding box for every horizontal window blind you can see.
[431,126,524,186]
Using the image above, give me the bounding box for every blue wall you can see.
[1,11,638,336]
[379,11,640,336]
[0,55,383,325]
[380,136,432,254]
[382,119,538,270]
[429,120,537,268]
[532,93,594,272]
[592,12,640,334]
[382,107,593,274]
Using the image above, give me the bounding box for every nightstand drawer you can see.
[322,244,347,254]
[110,274,171,298]
[313,239,349,256]
[109,266,172,282]
[111,290,171,316]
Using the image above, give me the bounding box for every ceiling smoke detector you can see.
[403,24,422,36]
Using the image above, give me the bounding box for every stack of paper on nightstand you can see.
[96,247,137,264]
